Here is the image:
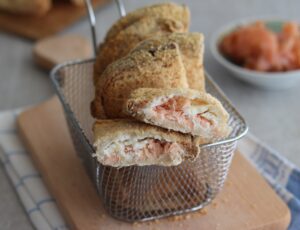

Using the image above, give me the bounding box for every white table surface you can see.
[0,0,300,229]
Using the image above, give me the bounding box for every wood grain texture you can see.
[0,0,109,40]
[17,97,291,230]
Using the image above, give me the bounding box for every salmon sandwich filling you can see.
[124,88,231,140]
[93,119,199,167]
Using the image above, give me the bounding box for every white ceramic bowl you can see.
[210,18,300,90]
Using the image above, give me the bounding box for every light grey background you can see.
[0,0,299,229]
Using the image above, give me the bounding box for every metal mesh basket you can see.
[51,58,248,222]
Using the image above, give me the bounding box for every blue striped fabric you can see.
[0,110,68,230]
[0,109,299,229]
[239,134,300,230]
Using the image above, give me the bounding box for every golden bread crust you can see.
[134,33,205,91]
[105,3,190,41]
[93,16,186,85]
[92,42,188,118]
[93,119,192,144]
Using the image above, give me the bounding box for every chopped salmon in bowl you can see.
[211,18,300,89]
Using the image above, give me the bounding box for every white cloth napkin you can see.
[0,108,299,230]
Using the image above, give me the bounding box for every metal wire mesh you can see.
[51,59,247,222]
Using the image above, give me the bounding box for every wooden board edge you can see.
[0,0,110,40]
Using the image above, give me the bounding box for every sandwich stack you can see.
[91,2,230,169]
[66,2,239,222]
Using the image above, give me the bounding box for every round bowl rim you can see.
[210,17,300,79]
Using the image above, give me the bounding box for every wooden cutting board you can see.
[0,0,109,40]
[17,97,291,230]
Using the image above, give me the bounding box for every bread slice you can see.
[105,2,190,41]
[91,42,188,119]
[93,16,187,85]
[0,0,51,15]
[124,88,231,141]
[93,119,199,167]
[134,33,205,91]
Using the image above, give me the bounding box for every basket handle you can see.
[115,0,126,17]
[84,0,127,56]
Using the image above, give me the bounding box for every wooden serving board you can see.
[17,97,291,230]
[0,0,109,40]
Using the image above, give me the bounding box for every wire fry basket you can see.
[50,0,248,223]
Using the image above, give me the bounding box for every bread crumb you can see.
[221,198,228,203]
[166,208,208,222]
[211,202,218,208]
[226,181,232,186]
[198,208,207,215]
[133,222,141,228]
[154,227,161,230]
[168,215,182,222]
[167,214,190,222]
[153,219,160,224]
[185,214,191,220]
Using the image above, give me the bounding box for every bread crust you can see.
[93,16,186,85]
[133,33,205,91]
[91,42,188,118]
[93,119,192,145]
[105,3,190,41]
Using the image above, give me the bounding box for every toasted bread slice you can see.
[134,33,205,91]
[93,16,186,84]
[124,88,231,141]
[93,119,199,167]
[105,2,190,41]
[91,42,188,119]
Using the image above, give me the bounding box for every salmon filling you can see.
[100,138,185,167]
[154,96,212,129]
[139,96,216,135]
